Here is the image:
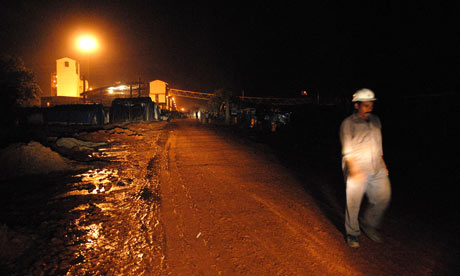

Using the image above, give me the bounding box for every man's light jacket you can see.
[340,113,385,174]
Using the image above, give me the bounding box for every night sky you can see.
[2,1,460,99]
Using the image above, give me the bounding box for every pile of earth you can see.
[0,141,74,180]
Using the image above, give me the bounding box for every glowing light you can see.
[77,35,99,52]
[118,85,129,90]
[107,85,130,94]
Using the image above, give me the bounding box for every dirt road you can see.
[159,119,458,275]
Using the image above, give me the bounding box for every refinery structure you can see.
[41,57,177,111]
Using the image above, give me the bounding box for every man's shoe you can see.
[361,225,383,243]
[346,235,360,248]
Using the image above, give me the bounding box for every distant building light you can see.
[107,85,129,93]
[118,85,129,90]
[89,87,93,91]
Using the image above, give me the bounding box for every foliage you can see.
[208,88,234,111]
[210,88,236,124]
[211,88,233,102]
[0,55,41,110]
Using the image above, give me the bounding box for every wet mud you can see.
[0,122,169,276]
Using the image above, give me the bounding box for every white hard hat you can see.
[352,88,377,102]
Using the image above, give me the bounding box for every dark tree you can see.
[210,88,234,124]
[0,55,41,124]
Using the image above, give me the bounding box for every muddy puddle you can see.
[0,123,168,276]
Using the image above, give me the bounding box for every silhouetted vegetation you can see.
[0,55,41,125]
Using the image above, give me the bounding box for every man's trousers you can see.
[345,168,391,236]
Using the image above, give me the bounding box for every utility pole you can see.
[87,55,90,86]
[138,77,142,97]
[82,75,87,103]
[225,97,230,125]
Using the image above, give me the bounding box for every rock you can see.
[55,137,106,151]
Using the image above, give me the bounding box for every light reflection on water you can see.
[91,145,131,161]
[56,168,130,198]
[60,126,166,275]
[70,203,90,212]
[65,169,163,274]
[82,223,102,249]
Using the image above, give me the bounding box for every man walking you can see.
[340,88,391,248]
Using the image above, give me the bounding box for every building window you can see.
[64,61,69,67]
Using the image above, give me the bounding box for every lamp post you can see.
[76,35,98,92]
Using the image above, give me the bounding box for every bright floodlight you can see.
[77,35,98,52]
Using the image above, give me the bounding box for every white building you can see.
[149,80,169,109]
[55,57,87,97]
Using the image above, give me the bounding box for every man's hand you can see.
[349,169,366,184]
[346,157,366,184]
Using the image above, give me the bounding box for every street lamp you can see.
[77,36,98,52]
[76,35,98,92]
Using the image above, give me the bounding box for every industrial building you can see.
[42,57,88,107]
[81,80,174,110]
[41,57,173,111]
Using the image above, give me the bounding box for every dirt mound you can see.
[0,224,33,265]
[0,141,74,179]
